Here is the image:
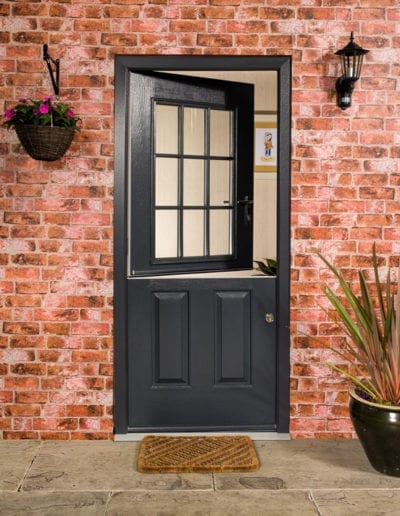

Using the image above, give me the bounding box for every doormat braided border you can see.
[137,435,260,473]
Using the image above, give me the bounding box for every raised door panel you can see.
[214,291,250,384]
[153,292,189,385]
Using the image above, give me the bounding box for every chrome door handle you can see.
[265,313,275,323]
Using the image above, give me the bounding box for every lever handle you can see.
[237,195,254,224]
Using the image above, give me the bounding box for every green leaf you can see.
[317,247,400,405]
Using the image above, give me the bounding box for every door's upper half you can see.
[128,71,254,276]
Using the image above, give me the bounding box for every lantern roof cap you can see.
[335,32,369,57]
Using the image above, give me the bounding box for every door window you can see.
[153,102,234,262]
[128,71,254,276]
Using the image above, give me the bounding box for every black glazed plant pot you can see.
[349,385,400,477]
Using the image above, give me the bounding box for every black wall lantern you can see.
[335,32,369,110]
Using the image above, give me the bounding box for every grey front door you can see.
[126,72,276,431]
[114,56,291,434]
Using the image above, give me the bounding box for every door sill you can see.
[134,270,275,279]
[114,431,290,442]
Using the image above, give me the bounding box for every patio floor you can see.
[1,439,400,515]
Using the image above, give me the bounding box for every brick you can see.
[101,33,138,46]
[298,8,335,19]
[11,363,46,376]
[199,7,235,18]
[4,212,40,224]
[5,377,39,390]
[4,405,41,417]
[3,431,39,439]
[197,34,233,47]
[11,254,46,266]
[33,418,78,431]
[33,309,79,322]
[5,295,42,307]
[16,282,48,294]
[0,391,13,403]
[10,225,45,239]
[16,392,48,404]
[67,186,106,198]
[0,282,14,294]
[34,199,79,211]
[5,267,40,280]
[71,323,110,336]
[40,431,71,440]
[10,336,45,348]
[66,405,103,417]
[71,351,109,362]
[41,378,65,390]
[3,323,39,335]
[67,296,105,308]
[103,6,140,17]
[70,432,112,440]
[74,20,110,32]
[42,323,70,335]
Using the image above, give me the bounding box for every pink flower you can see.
[43,95,53,102]
[5,108,15,119]
[39,103,49,114]
[67,109,75,118]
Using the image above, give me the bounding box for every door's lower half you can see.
[127,276,276,432]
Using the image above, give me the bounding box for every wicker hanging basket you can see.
[15,125,76,161]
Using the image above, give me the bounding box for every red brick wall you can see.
[1,1,399,439]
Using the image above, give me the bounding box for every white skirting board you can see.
[114,432,290,442]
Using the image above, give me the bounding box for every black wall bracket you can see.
[43,44,60,98]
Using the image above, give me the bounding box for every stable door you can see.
[114,57,291,434]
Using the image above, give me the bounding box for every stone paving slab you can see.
[21,441,213,492]
[0,492,109,516]
[0,440,41,491]
[312,489,400,515]
[107,490,319,515]
[214,440,400,491]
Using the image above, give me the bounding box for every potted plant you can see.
[254,257,277,276]
[319,245,400,477]
[2,96,80,161]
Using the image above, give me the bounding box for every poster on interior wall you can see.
[254,113,278,173]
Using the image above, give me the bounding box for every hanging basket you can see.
[15,125,76,161]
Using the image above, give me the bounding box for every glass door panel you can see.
[155,105,178,154]
[183,159,205,206]
[210,160,231,206]
[183,210,205,257]
[155,158,178,206]
[210,109,232,156]
[209,210,231,256]
[183,107,205,155]
[151,99,241,265]
[155,210,178,258]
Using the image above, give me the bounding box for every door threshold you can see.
[114,432,290,442]
[141,269,272,279]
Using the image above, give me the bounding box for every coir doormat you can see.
[137,435,260,473]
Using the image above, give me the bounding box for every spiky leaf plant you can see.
[319,245,400,405]
[254,258,277,276]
